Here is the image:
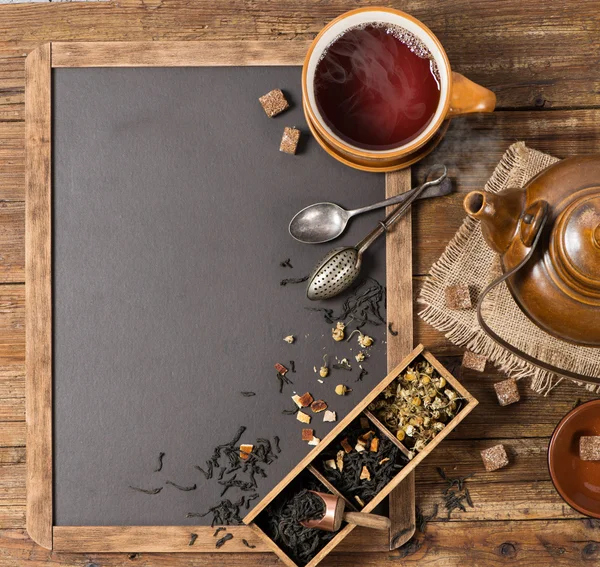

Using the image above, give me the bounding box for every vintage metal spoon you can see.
[290,174,453,244]
[307,165,448,301]
[300,491,391,532]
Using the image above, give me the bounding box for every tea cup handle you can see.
[447,72,496,117]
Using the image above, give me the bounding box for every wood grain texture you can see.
[52,40,311,67]
[24,43,52,550]
[385,168,416,550]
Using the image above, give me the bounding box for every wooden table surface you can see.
[1,0,600,565]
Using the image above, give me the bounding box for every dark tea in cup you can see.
[314,23,441,151]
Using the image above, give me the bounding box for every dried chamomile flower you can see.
[332,322,345,342]
[347,329,374,348]
[355,352,366,363]
[319,354,329,378]
[283,335,295,344]
[335,384,351,396]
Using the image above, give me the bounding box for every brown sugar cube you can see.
[445,284,472,310]
[580,436,600,461]
[279,127,301,155]
[302,428,314,441]
[258,89,289,117]
[480,444,509,472]
[494,378,520,406]
[463,350,487,372]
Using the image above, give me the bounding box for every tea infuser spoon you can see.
[306,165,447,301]
[289,176,453,244]
[300,491,391,532]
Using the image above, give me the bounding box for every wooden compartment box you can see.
[244,344,478,567]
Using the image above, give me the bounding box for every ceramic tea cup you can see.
[302,7,496,171]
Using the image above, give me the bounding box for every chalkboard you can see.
[51,64,387,527]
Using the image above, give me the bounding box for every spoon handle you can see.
[347,179,447,218]
[355,166,448,256]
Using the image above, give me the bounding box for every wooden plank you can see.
[24,43,52,551]
[0,204,25,283]
[2,519,598,566]
[0,123,25,202]
[385,166,416,549]
[0,1,598,108]
[0,423,25,449]
[53,524,394,554]
[415,437,551,485]
[418,480,582,522]
[52,41,311,67]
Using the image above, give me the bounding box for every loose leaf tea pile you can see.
[258,477,335,566]
[306,278,386,330]
[318,418,407,508]
[368,359,462,456]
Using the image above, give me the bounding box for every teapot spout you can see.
[463,189,525,255]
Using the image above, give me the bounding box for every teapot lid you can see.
[551,189,600,299]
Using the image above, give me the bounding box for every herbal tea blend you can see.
[368,358,463,455]
[317,418,407,508]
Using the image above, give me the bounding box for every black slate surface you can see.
[52,66,387,526]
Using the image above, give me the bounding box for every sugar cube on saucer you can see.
[580,436,600,461]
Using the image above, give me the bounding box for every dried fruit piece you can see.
[463,350,487,372]
[379,457,390,465]
[445,284,472,310]
[580,436,600,461]
[480,444,509,472]
[240,444,253,461]
[301,429,314,441]
[332,322,345,342]
[274,363,288,375]
[292,394,303,408]
[494,378,520,406]
[259,89,289,117]
[357,431,373,446]
[298,392,314,407]
[308,437,320,446]
[283,335,295,344]
[360,417,370,429]
[279,127,301,155]
[336,450,344,471]
[323,410,337,422]
[335,384,351,396]
[355,495,365,507]
[370,437,379,453]
[296,411,311,424]
[340,438,352,453]
[360,466,371,481]
[324,459,336,470]
[311,400,328,413]
[355,443,366,453]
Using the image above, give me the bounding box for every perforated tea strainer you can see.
[306,165,448,301]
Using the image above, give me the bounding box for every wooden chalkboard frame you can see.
[25,41,417,552]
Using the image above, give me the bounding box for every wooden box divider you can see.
[362,409,412,459]
[246,344,478,567]
[306,465,359,512]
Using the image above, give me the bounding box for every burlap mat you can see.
[418,142,600,394]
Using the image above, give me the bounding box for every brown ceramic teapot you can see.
[463,155,600,384]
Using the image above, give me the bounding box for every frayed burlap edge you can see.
[417,142,600,396]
